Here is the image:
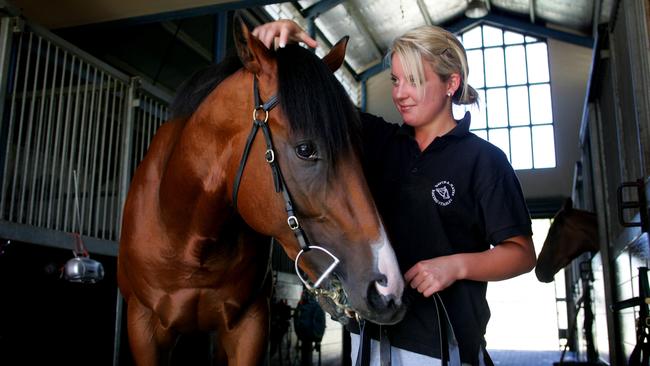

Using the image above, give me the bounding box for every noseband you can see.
[231,75,340,291]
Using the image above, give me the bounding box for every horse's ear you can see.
[322,36,349,72]
[233,14,273,75]
[563,197,573,211]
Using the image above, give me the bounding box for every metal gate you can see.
[0,15,171,255]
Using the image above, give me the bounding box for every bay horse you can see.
[535,198,599,283]
[117,18,406,365]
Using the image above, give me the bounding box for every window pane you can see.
[488,128,510,160]
[467,49,485,88]
[533,125,556,168]
[463,26,483,49]
[530,84,553,124]
[527,43,550,83]
[486,88,508,128]
[525,36,538,43]
[452,104,466,120]
[473,129,488,141]
[508,86,530,126]
[504,31,524,44]
[505,45,527,85]
[456,89,486,130]
[472,89,487,129]
[482,25,503,47]
[484,48,505,87]
[511,127,533,169]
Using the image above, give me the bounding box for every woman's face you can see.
[391,54,450,128]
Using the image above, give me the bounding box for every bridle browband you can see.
[231,75,340,290]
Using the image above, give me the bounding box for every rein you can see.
[231,75,340,292]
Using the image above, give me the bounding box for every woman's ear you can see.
[447,73,461,96]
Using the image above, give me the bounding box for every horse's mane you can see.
[169,45,360,169]
[169,53,243,119]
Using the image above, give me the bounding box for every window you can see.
[454,25,556,170]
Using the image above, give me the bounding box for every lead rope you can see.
[434,293,461,366]
[356,293,461,366]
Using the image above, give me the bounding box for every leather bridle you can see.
[231,75,340,291]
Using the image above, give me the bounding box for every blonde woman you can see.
[253,21,536,366]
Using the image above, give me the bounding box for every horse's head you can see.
[228,18,405,325]
[535,198,599,283]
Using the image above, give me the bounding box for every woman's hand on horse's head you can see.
[252,20,318,50]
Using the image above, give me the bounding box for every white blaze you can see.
[373,225,404,298]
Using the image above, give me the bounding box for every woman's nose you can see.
[393,84,406,100]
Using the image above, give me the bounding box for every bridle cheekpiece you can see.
[231,75,341,293]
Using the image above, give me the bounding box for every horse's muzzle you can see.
[365,276,406,325]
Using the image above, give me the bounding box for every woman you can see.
[253,20,536,366]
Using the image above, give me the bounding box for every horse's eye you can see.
[295,142,318,161]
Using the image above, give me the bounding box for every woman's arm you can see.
[252,19,318,49]
[404,235,536,297]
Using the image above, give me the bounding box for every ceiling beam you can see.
[301,0,344,19]
[341,2,383,58]
[56,0,282,31]
[592,0,602,37]
[529,0,536,23]
[415,0,433,26]
[160,21,212,61]
[357,60,386,82]
[447,13,594,48]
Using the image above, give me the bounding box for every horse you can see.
[117,17,406,365]
[535,198,599,283]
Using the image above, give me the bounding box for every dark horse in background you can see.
[536,198,599,283]
[117,18,405,366]
[535,198,600,363]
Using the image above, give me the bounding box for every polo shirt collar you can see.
[396,111,472,138]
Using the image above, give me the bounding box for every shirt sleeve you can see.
[359,112,399,171]
[475,143,533,245]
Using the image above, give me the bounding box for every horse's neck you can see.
[157,117,235,239]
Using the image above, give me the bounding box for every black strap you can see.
[379,325,391,366]
[355,294,461,366]
[356,320,371,366]
[434,293,461,366]
[231,76,310,252]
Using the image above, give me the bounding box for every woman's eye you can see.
[408,76,416,86]
[295,142,318,160]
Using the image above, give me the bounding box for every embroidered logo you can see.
[431,181,455,206]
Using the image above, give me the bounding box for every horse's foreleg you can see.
[126,297,176,366]
[219,297,270,366]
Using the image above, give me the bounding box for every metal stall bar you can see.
[117,78,137,236]
[0,16,14,136]
[0,18,134,248]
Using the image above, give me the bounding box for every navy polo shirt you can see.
[353,111,532,364]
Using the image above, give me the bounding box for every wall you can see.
[365,37,593,201]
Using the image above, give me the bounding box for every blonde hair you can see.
[388,25,478,106]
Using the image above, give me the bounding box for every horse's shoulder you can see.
[135,119,186,180]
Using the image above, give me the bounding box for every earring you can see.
[446,91,452,97]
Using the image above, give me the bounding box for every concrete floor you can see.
[274,349,569,366]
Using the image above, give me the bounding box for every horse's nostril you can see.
[375,275,388,287]
[367,279,395,311]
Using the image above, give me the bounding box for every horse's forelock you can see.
[276,45,361,170]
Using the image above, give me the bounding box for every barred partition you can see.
[0,16,171,255]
